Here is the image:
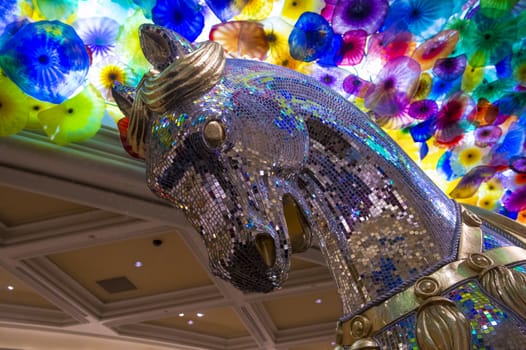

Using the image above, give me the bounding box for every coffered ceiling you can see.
[0,127,342,350]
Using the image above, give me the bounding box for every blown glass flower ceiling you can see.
[0,0,525,223]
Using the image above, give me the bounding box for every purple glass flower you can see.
[74,17,120,58]
[331,0,389,34]
[339,29,367,66]
[311,66,349,96]
[432,54,467,81]
[474,125,502,147]
[342,74,372,97]
[503,186,526,212]
[365,56,421,116]
[408,99,438,120]
[510,156,526,174]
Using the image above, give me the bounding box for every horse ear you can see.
[139,24,196,71]
[111,81,135,118]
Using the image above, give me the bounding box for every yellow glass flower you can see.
[477,195,498,210]
[481,177,504,198]
[235,0,273,21]
[461,64,485,92]
[25,95,54,130]
[0,73,29,136]
[99,64,126,89]
[458,146,483,168]
[281,0,324,23]
[262,17,293,64]
[38,84,105,145]
[413,73,432,100]
[88,56,136,101]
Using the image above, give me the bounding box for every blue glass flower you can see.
[0,20,90,104]
[152,0,204,42]
[0,0,17,35]
[331,0,388,35]
[383,0,453,39]
[289,12,334,62]
[317,34,343,67]
[74,17,120,58]
[205,0,248,22]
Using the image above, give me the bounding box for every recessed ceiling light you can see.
[330,341,336,346]
[178,312,185,317]
[134,261,143,268]
[314,298,322,304]
[196,312,204,318]
[187,320,194,325]
[7,285,14,291]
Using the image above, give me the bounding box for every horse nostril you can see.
[203,120,226,148]
[283,194,312,253]
[255,233,276,267]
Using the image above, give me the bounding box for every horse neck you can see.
[290,91,460,316]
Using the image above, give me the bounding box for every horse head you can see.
[112,24,313,293]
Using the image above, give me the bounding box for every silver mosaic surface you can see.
[116,25,461,314]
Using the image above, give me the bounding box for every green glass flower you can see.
[462,13,519,67]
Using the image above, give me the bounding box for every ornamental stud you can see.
[462,208,482,227]
[349,315,372,339]
[466,252,493,272]
[415,276,441,299]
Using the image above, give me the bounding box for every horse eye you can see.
[203,119,226,148]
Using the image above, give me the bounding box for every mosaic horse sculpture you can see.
[113,24,526,349]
